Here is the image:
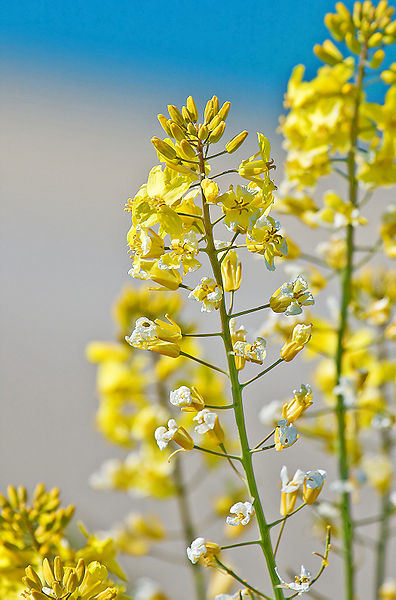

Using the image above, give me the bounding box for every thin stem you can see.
[228,290,235,315]
[241,359,284,388]
[250,444,275,453]
[197,142,285,600]
[193,445,241,461]
[221,540,261,550]
[269,503,307,528]
[206,150,228,159]
[214,558,273,600]
[219,232,240,265]
[178,212,204,220]
[334,166,349,180]
[183,332,223,338]
[299,253,332,270]
[179,351,228,376]
[212,214,226,227]
[211,169,238,180]
[253,429,276,450]
[205,403,235,409]
[273,520,285,557]
[219,442,246,481]
[23,514,41,553]
[231,303,270,318]
[334,40,368,600]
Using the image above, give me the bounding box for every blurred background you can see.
[1,1,395,598]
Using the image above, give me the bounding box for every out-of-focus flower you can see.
[276,565,312,595]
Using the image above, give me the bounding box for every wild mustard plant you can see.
[274,1,396,598]
[111,88,333,600]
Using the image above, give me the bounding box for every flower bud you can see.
[345,32,361,54]
[151,137,177,160]
[221,250,242,292]
[274,419,299,451]
[368,31,383,47]
[218,101,231,120]
[186,96,199,122]
[167,105,185,128]
[204,99,214,123]
[370,48,385,69]
[170,122,186,142]
[230,319,246,370]
[157,114,172,137]
[303,470,327,504]
[198,124,209,140]
[209,121,226,143]
[225,131,248,153]
[201,178,219,203]
[280,323,312,362]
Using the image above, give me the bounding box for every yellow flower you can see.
[238,133,276,188]
[279,466,305,516]
[247,215,288,271]
[280,323,312,361]
[233,337,266,365]
[282,383,313,423]
[381,203,396,258]
[158,232,201,275]
[125,315,181,358]
[217,184,271,233]
[362,454,393,495]
[302,470,327,504]
[130,259,183,290]
[221,250,242,292]
[274,419,299,451]
[189,277,223,312]
[270,275,314,315]
[155,419,194,451]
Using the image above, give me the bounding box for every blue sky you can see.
[2,0,395,111]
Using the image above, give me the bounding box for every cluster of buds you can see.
[151,95,248,177]
[280,466,327,516]
[316,0,396,66]
[125,314,182,358]
[22,557,116,600]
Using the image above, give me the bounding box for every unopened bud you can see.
[218,101,231,120]
[186,96,199,122]
[170,122,186,142]
[368,31,383,47]
[370,49,385,69]
[209,121,226,143]
[158,114,172,137]
[225,130,248,153]
[151,137,177,160]
[345,32,362,54]
[204,99,214,123]
[198,124,209,140]
[167,105,185,128]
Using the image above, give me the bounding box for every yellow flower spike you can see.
[201,178,219,203]
[302,470,327,504]
[186,96,199,122]
[280,323,312,362]
[230,319,246,370]
[282,383,313,423]
[151,137,178,160]
[209,121,226,143]
[221,250,242,292]
[225,130,248,153]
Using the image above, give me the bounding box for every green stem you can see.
[193,445,241,461]
[231,303,270,318]
[197,143,284,600]
[179,351,228,376]
[214,557,273,600]
[221,540,261,550]
[334,40,368,600]
[241,359,284,388]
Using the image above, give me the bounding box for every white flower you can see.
[275,419,299,450]
[316,501,339,521]
[170,386,193,408]
[154,419,178,450]
[187,537,207,564]
[259,400,281,426]
[189,277,223,312]
[226,501,255,526]
[215,592,250,600]
[276,565,312,595]
[305,470,327,490]
[233,337,266,364]
[330,479,355,494]
[390,491,396,509]
[193,409,217,434]
[125,317,157,348]
[280,465,306,493]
